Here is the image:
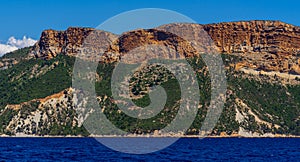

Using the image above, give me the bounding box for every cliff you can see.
[203,20,300,56]
[27,21,300,74]
[30,21,300,58]
[30,27,95,59]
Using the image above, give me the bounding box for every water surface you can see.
[0,137,299,161]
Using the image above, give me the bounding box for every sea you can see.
[0,137,299,161]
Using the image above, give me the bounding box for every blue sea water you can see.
[0,137,299,161]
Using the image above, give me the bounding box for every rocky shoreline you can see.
[1,133,299,138]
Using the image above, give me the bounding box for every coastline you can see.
[1,133,300,138]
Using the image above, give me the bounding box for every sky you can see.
[0,0,299,54]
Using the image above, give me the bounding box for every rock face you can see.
[111,29,196,56]
[30,27,95,59]
[29,21,300,73]
[30,21,300,60]
[102,29,203,63]
[203,20,300,56]
[3,88,85,136]
[30,27,215,62]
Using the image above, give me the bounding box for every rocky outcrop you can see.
[28,21,300,73]
[290,59,300,74]
[30,27,208,62]
[102,29,203,63]
[30,21,300,59]
[202,20,300,73]
[3,88,88,136]
[203,20,300,56]
[30,27,95,59]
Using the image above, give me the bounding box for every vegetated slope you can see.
[0,47,32,69]
[0,21,300,136]
[0,47,299,136]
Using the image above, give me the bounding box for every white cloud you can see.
[0,44,18,56]
[0,36,37,56]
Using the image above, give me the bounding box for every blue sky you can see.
[0,0,299,41]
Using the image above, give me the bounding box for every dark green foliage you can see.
[228,74,300,135]
[97,78,181,134]
[213,96,240,135]
[92,57,214,135]
[95,63,115,96]
[0,54,74,107]
[0,49,300,136]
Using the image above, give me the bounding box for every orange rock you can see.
[203,20,300,56]
[291,64,300,74]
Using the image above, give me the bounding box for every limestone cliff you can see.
[28,21,300,74]
[203,20,300,56]
[30,21,300,58]
[30,27,95,59]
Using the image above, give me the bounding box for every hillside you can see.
[0,21,300,137]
